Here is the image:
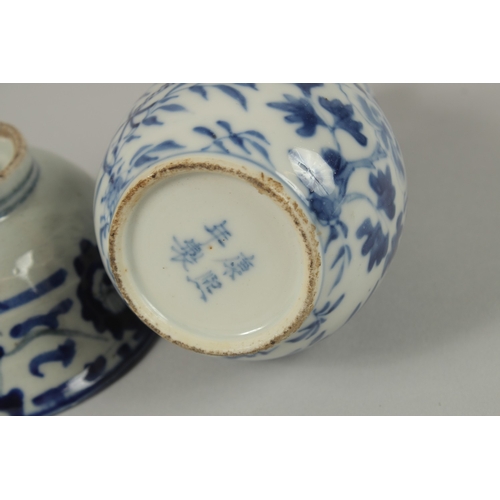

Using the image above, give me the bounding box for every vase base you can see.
[110,156,321,356]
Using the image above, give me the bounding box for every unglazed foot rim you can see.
[109,157,322,356]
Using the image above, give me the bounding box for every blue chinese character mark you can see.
[222,253,255,280]
[170,221,232,271]
[171,237,204,271]
[187,271,222,302]
[205,220,231,247]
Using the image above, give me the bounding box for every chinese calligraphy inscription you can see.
[170,221,255,302]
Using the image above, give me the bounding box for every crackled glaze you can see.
[94,84,407,359]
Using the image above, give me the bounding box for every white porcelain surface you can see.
[4,83,499,415]
[95,84,407,359]
[0,123,156,415]
[123,169,311,342]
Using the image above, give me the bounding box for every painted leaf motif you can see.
[142,116,163,126]
[157,104,186,112]
[356,218,389,271]
[133,141,185,167]
[358,95,405,176]
[329,246,351,293]
[286,319,323,343]
[322,294,345,315]
[228,134,250,153]
[214,85,247,109]
[357,95,380,127]
[338,220,348,238]
[193,126,217,138]
[235,83,258,89]
[247,140,270,162]
[287,294,344,344]
[195,121,272,166]
[243,130,269,143]
[212,139,230,153]
[189,85,208,99]
[267,94,324,137]
[318,97,367,146]
[383,212,404,272]
[148,140,185,154]
[294,83,324,96]
[321,148,349,177]
[125,134,140,143]
[369,165,396,220]
[216,120,232,133]
[130,144,151,165]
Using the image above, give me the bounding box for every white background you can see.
[1,83,499,415]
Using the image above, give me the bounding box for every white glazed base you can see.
[110,156,321,356]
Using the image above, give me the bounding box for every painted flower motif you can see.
[296,148,351,249]
[309,193,341,223]
[320,148,349,186]
[268,89,367,146]
[73,239,147,341]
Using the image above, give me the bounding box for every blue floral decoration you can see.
[286,294,345,346]
[356,219,389,272]
[268,92,367,146]
[193,120,272,167]
[188,84,257,110]
[318,97,368,146]
[267,94,323,137]
[73,239,146,341]
[357,94,405,177]
[294,83,324,97]
[383,212,404,272]
[369,165,396,220]
[0,388,24,416]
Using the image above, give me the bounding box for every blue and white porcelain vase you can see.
[0,122,156,415]
[94,83,407,359]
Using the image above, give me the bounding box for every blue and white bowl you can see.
[0,122,156,415]
[94,83,407,359]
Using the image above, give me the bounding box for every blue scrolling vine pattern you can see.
[267,84,404,348]
[95,83,405,354]
[193,120,273,168]
[268,85,368,145]
[96,84,263,271]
